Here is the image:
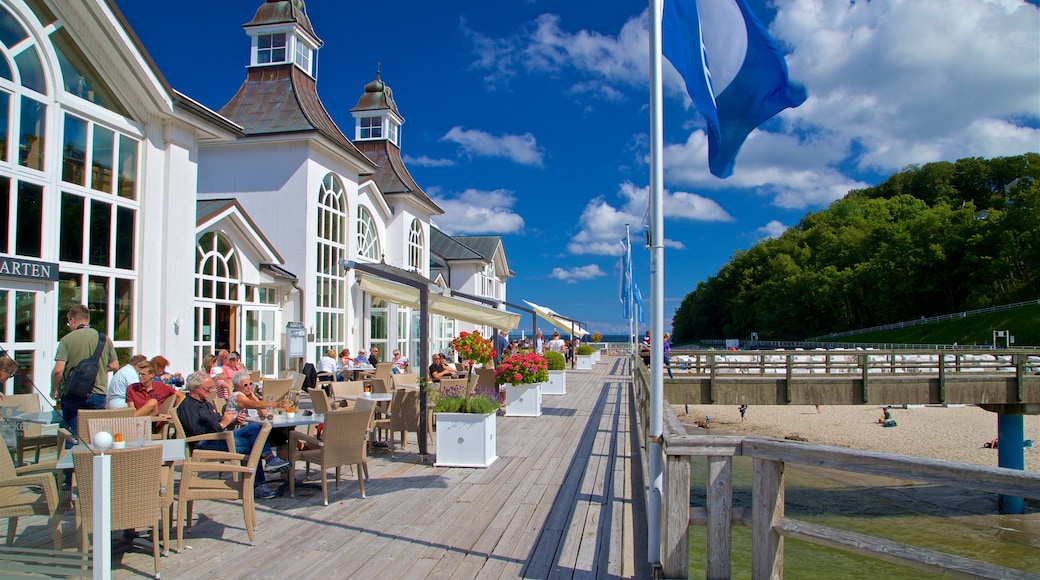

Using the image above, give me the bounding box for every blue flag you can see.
[618,240,632,319]
[633,280,645,325]
[662,0,807,178]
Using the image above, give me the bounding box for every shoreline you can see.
[673,403,1040,472]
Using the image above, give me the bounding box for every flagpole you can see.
[648,0,665,569]
[626,223,634,356]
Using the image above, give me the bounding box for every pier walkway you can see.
[26,355,649,579]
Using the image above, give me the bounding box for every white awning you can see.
[523,300,588,337]
[360,277,520,331]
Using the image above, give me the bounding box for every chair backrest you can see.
[392,373,419,390]
[329,380,365,400]
[3,393,43,436]
[249,370,262,384]
[437,378,469,396]
[260,378,293,402]
[374,362,394,383]
[320,408,370,465]
[473,367,497,390]
[73,444,163,530]
[85,416,151,446]
[307,388,334,414]
[76,407,134,443]
[389,388,420,431]
[365,378,389,395]
[241,421,272,479]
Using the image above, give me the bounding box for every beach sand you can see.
[674,403,1040,473]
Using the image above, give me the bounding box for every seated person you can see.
[391,350,408,374]
[151,355,184,388]
[126,360,185,422]
[428,353,457,381]
[108,354,147,409]
[338,349,353,370]
[227,370,289,448]
[318,348,340,380]
[177,371,289,499]
[354,348,369,366]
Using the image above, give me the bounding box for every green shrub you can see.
[577,345,595,356]
[545,351,566,371]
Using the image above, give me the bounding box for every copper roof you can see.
[218,64,374,169]
[355,139,441,213]
[244,0,319,44]
[351,72,400,116]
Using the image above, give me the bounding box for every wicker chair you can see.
[0,433,69,549]
[259,378,293,403]
[392,373,419,390]
[3,394,59,466]
[169,406,235,456]
[371,389,421,452]
[83,416,152,448]
[176,421,272,549]
[373,362,394,384]
[328,381,364,408]
[288,408,370,505]
[75,408,134,445]
[73,445,166,578]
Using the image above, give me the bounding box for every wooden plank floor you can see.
[10,356,651,579]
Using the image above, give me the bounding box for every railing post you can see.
[1015,353,1024,402]
[938,353,946,403]
[706,456,732,580]
[859,354,869,403]
[752,458,784,580]
[709,353,717,403]
[784,356,793,403]
[662,453,690,577]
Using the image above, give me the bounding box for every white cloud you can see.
[550,264,606,283]
[431,188,525,235]
[440,126,545,167]
[468,0,1039,208]
[402,154,456,167]
[756,220,789,240]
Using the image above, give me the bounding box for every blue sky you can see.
[118,0,1039,336]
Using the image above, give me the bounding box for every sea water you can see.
[687,454,1040,578]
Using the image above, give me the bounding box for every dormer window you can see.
[256,33,287,64]
[359,117,382,140]
[294,41,312,72]
[387,121,399,146]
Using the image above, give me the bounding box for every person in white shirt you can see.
[107,354,147,409]
[318,348,338,375]
[547,331,565,355]
[391,350,409,374]
[535,331,545,355]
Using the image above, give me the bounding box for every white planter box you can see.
[434,411,497,468]
[543,370,567,395]
[592,350,601,364]
[576,355,594,370]
[504,383,543,417]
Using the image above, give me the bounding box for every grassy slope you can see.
[831,303,1040,347]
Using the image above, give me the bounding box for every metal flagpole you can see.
[626,224,635,358]
[647,0,665,568]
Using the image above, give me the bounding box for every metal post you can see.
[997,412,1025,514]
[93,453,111,580]
[647,0,665,568]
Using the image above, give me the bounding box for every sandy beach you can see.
[674,403,1040,473]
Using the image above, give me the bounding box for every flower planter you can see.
[434,411,497,468]
[592,350,601,364]
[543,370,567,395]
[504,383,543,417]
[576,355,594,370]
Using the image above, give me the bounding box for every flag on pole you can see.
[662,0,807,178]
[618,240,633,319]
[633,280,645,324]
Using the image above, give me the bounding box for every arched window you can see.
[356,205,381,260]
[195,232,240,301]
[315,173,347,359]
[408,219,424,271]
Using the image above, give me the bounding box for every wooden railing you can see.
[632,357,1040,579]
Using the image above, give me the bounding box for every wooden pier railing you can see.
[631,356,1040,579]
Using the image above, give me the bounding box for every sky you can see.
[117,0,1040,337]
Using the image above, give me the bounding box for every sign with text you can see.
[0,256,59,282]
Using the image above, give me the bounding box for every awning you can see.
[360,276,520,330]
[523,300,588,337]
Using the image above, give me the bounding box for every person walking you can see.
[51,304,118,441]
[739,404,748,423]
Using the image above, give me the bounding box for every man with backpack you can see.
[50,304,118,440]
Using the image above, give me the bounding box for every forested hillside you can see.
[671,154,1040,343]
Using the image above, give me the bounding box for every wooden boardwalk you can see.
[12,356,650,579]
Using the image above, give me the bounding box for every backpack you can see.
[65,330,106,398]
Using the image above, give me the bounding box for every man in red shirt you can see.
[126,360,183,420]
